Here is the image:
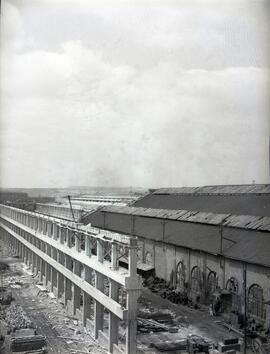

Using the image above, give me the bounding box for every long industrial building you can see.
[84,185,270,332]
[1,184,270,352]
[0,204,142,354]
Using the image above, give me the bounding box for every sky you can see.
[0,0,270,188]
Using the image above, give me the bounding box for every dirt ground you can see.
[0,243,254,354]
[0,245,107,354]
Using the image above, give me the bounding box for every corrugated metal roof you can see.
[102,205,270,231]
[154,184,270,195]
[133,193,270,217]
[222,229,270,268]
[88,207,270,267]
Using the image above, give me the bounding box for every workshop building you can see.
[85,185,270,330]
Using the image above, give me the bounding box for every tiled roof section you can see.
[154,184,270,195]
[101,205,270,232]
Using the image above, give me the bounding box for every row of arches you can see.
[140,251,266,321]
[176,263,266,320]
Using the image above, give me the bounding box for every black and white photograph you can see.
[0,0,270,353]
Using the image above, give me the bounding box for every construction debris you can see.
[144,276,197,307]
[5,304,34,332]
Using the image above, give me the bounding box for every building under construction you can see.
[1,184,270,353]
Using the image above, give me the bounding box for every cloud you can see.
[0,1,269,188]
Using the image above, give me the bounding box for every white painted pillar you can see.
[83,266,92,327]
[72,260,81,315]
[111,243,119,270]
[94,271,104,339]
[85,235,92,257]
[108,280,119,353]
[75,231,81,252]
[97,240,104,263]
[64,255,72,305]
[57,251,65,298]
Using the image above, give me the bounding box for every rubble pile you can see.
[5,304,33,332]
[144,276,196,307]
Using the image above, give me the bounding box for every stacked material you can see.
[5,304,33,332]
[150,339,187,352]
[11,329,46,353]
[145,276,194,306]
[137,310,178,334]
[150,335,211,353]
[218,338,240,353]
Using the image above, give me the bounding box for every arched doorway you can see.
[226,277,240,313]
[248,284,266,320]
[190,266,202,298]
[176,261,185,290]
[207,271,218,295]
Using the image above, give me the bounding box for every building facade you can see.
[85,185,270,330]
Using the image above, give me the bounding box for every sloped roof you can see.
[89,205,270,267]
[133,191,270,217]
[154,184,270,195]
[102,205,270,231]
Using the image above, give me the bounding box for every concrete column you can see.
[64,255,72,305]
[128,238,137,277]
[97,240,104,263]
[19,242,22,258]
[50,248,57,292]
[75,232,81,252]
[26,248,30,267]
[94,272,104,339]
[126,290,140,354]
[72,260,81,315]
[53,223,58,240]
[85,235,92,257]
[32,252,37,274]
[66,229,72,248]
[45,245,51,287]
[126,238,140,354]
[37,256,41,277]
[22,245,26,263]
[57,251,65,298]
[108,280,119,353]
[82,266,92,326]
[47,220,50,234]
[59,226,65,244]
[111,243,119,270]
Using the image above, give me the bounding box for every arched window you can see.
[248,284,265,319]
[207,271,218,294]
[176,261,185,290]
[190,266,202,295]
[226,277,239,294]
[226,277,240,313]
[145,252,153,266]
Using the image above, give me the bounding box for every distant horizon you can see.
[1,181,269,190]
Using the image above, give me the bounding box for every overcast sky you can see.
[1,0,270,188]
